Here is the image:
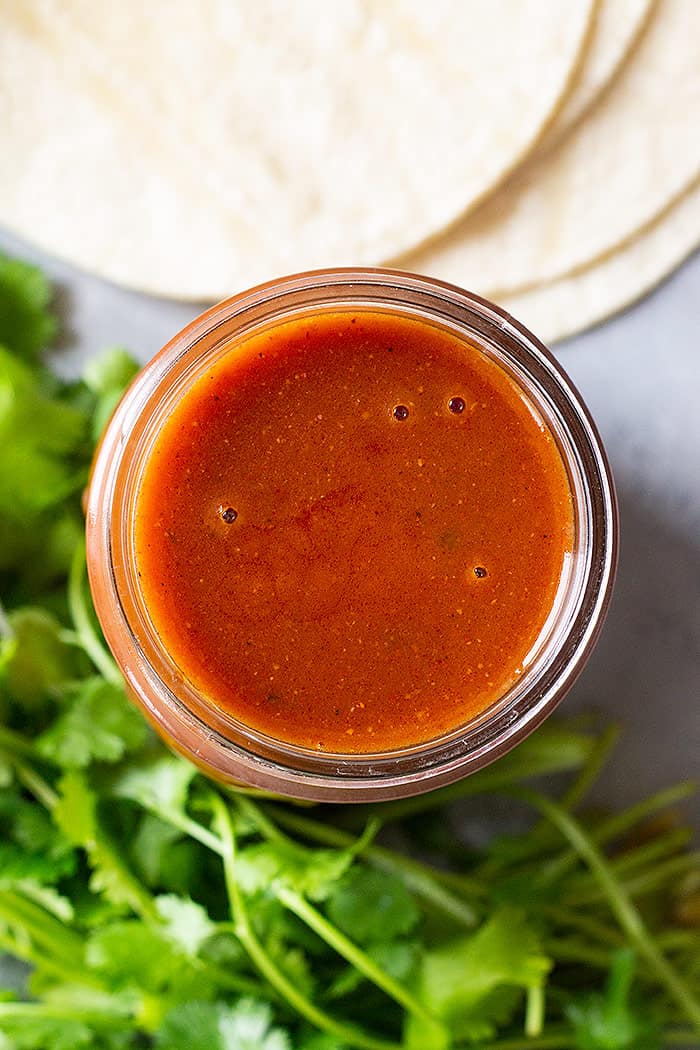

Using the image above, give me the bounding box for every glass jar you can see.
[86,268,617,802]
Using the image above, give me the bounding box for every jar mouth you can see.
[87,268,617,801]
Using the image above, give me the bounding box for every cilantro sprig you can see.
[0,251,698,1050]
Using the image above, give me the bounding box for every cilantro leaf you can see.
[52,771,98,846]
[236,840,354,902]
[82,347,139,440]
[156,998,291,1050]
[0,791,47,850]
[200,930,248,971]
[407,908,551,1045]
[0,607,80,708]
[111,753,197,819]
[0,756,11,788]
[155,894,216,957]
[0,253,56,361]
[156,1001,224,1050]
[83,922,216,1032]
[0,790,77,909]
[86,920,185,993]
[83,347,139,399]
[33,985,136,1037]
[326,867,419,944]
[327,940,419,1000]
[53,771,157,919]
[0,1013,92,1050]
[37,678,147,768]
[15,880,75,923]
[1,793,73,862]
[130,813,199,892]
[370,938,419,981]
[268,940,316,999]
[0,842,74,885]
[0,507,83,599]
[216,998,291,1050]
[0,349,87,521]
[298,1038,351,1050]
[567,950,662,1050]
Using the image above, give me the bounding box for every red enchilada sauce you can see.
[134,312,574,753]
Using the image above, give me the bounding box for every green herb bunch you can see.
[0,254,698,1050]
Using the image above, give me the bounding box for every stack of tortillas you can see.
[1,0,698,342]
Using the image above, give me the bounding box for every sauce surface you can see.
[134,311,573,753]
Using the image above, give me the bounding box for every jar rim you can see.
[86,268,618,802]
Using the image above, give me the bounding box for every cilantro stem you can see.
[547,932,700,989]
[513,788,700,1033]
[558,723,621,813]
[524,983,544,1037]
[264,804,480,925]
[0,930,102,989]
[222,781,316,803]
[234,793,297,845]
[524,724,621,864]
[58,628,83,647]
[564,850,700,910]
[484,1034,700,1049]
[0,724,37,758]
[0,889,85,963]
[666,1031,700,1045]
[539,906,624,947]
[602,851,700,903]
[0,1002,130,1026]
[474,1033,577,1049]
[423,866,488,898]
[151,805,224,856]
[545,936,617,970]
[539,780,697,886]
[88,830,160,923]
[212,795,402,1050]
[659,930,700,953]
[0,738,59,809]
[192,957,269,999]
[277,886,436,1025]
[385,859,481,924]
[213,794,478,928]
[563,830,693,905]
[66,784,160,923]
[349,727,594,823]
[612,826,693,873]
[592,782,697,846]
[14,760,59,809]
[477,1024,700,1049]
[68,542,121,685]
[482,725,622,880]
[238,793,381,859]
[606,948,635,1013]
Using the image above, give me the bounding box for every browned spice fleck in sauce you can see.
[134,311,574,752]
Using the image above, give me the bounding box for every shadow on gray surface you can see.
[567,481,700,824]
[50,280,77,354]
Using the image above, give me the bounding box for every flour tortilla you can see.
[0,0,592,301]
[539,0,656,149]
[403,0,700,296]
[497,178,700,344]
